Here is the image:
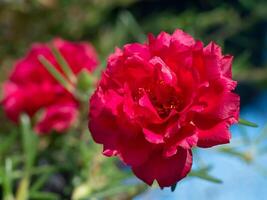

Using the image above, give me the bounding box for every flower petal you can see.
[89,88,123,153]
[35,104,78,134]
[143,128,164,144]
[118,134,153,167]
[132,148,192,187]
[197,120,232,148]
[172,29,195,47]
[150,56,177,86]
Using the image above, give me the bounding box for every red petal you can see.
[89,108,119,154]
[132,148,192,187]
[148,32,171,54]
[53,38,99,73]
[118,134,153,167]
[163,123,197,157]
[203,42,222,79]
[150,56,177,86]
[138,93,161,122]
[35,104,77,134]
[123,43,151,60]
[197,120,232,148]
[143,128,164,144]
[89,88,123,153]
[196,77,240,126]
[221,55,233,78]
[196,91,240,128]
[172,29,195,47]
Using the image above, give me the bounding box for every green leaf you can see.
[3,158,14,200]
[38,55,74,93]
[51,46,76,83]
[84,183,145,200]
[218,147,253,163]
[189,169,222,184]
[119,11,146,42]
[29,191,60,200]
[239,118,258,127]
[17,114,39,200]
[16,177,29,200]
[30,174,50,192]
[20,114,38,172]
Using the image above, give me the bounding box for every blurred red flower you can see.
[2,38,99,134]
[89,29,240,187]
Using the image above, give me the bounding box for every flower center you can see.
[149,94,180,118]
[134,87,181,118]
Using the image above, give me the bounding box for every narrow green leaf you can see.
[16,177,29,200]
[17,114,37,200]
[30,174,50,192]
[197,165,213,174]
[119,11,146,42]
[3,158,14,200]
[84,183,142,199]
[239,118,258,127]
[29,191,59,200]
[218,147,253,163]
[0,166,59,185]
[189,170,222,184]
[51,46,76,83]
[20,114,37,172]
[38,55,74,93]
[29,165,59,175]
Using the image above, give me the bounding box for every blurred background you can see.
[0,0,267,199]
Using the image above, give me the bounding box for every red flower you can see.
[89,29,240,187]
[2,38,99,134]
